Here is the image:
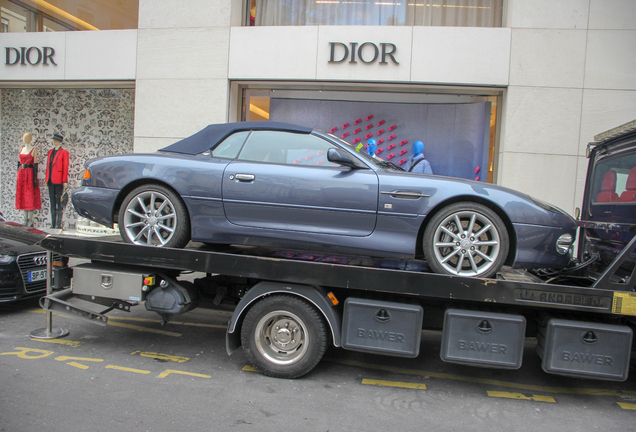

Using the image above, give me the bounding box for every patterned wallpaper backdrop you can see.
[0,88,134,229]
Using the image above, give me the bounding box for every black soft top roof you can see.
[160,121,314,155]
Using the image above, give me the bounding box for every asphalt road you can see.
[1,297,635,432]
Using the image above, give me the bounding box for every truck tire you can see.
[118,184,190,248]
[240,294,329,379]
[423,201,509,278]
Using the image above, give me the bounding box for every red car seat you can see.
[619,167,636,202]
[596,170,619,203]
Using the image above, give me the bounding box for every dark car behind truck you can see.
[0,214,61,303]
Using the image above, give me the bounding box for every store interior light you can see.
[250,103,270,120]
[33,0,99,30]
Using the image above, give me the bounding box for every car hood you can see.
[0,237,44,256]
[0,222,48,256]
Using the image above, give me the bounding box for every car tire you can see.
[240,295,329,379]
[118,184,190,248]
[423,202,509,278]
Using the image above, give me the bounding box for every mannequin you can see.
[407,141,433,175]
[15,132,41,226]
[45,132,69,229]
[366,139,382,160]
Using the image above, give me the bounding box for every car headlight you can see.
[0,254,15,264]
[556,233,574,255]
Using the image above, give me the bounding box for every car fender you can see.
[226,281,342,355]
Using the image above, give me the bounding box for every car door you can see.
[222,131,379,236]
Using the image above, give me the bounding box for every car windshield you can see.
[319,131,405,172]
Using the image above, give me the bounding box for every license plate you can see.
[28,270,47,282]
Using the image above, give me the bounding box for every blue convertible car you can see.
[72,121,576,278]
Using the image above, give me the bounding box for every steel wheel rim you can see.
[432,210,501,277]
[123,191,177,246]
[254,311,308,366]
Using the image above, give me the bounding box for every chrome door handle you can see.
[235,174,255,181]
[380,190,430,199]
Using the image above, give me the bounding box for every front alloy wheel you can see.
[424,202,509,278]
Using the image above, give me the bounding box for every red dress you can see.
[15,148,42,210]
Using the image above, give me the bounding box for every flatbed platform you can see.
[36,233,624,318]
[3,221,634,380]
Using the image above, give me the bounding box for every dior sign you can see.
[328,42,398,64]
[5,47,57,66]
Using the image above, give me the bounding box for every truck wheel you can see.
[423,202,509,278]
[118,184,190,248]
[240,295,329,379]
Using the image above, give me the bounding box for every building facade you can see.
[1,0,635,228]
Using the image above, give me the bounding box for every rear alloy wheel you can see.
[118,184,190,248]
[241,295,329,379]
[424,202,509,278]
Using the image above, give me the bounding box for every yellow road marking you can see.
[242,365,258,372]
[326,359,632,396]
[362,378,427,390]
[131,351,189,363]
[106,321,182,337]
[157,369,211,379]
[55,356,103,363]
[0,347,54,359]
[31,338,82,347]
[106,365,151,374]
[487,391,556,403]
[618,402,636,410]
[66,362,89,370]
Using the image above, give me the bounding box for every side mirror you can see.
[327,148,359,168]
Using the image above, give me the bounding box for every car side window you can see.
[210,131,249,159]
[591,152,636,205]
[237,131,340,167]
[589,150,636,222]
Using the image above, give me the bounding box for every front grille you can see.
[16,252,62,293]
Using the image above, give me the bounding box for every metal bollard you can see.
[30,250,69,339]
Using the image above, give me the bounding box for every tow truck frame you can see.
[2,223,632,381]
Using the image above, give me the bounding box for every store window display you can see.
[366,138,381,160]
[406,141,433,175]
[15,132,41,227]
[45,133,69,229]
[248,0,502,27]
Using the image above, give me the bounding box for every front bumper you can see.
[512,223,575,270]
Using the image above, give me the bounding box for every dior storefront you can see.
[0,27,137,230]
[1,88,134,229]
[2,0,636,231]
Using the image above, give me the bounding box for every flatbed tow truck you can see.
[4,121,636,381]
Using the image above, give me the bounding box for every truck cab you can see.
[578,120,636,287]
